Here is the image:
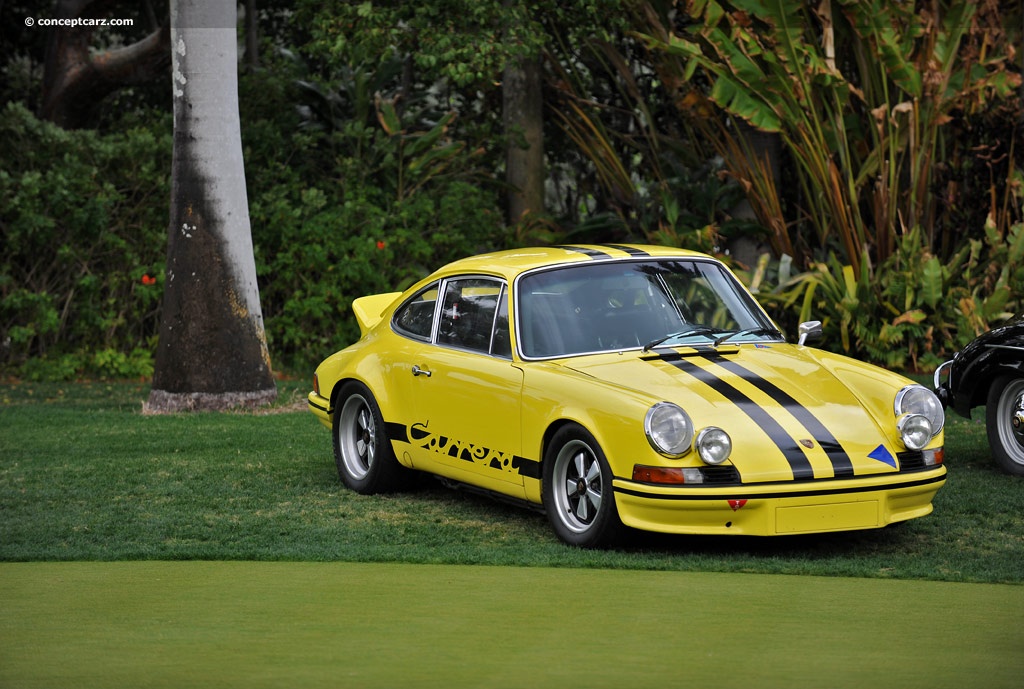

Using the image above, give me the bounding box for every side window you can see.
[393,283,439,341]
[490,289,511,359]
[437,278,503,354]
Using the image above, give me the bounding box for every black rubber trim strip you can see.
[614,472,946,501]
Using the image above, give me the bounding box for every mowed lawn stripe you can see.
[2,561,1022,689]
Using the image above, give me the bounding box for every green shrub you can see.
[1,53,506,380]
[247,56,506,371]
[253,179,503,372]
[0,102,170,377]
[753,222,1024,371]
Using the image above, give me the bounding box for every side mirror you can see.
[797,320,823,346]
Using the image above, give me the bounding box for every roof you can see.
[432,244,710,281]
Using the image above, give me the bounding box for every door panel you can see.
[407,350,524,492]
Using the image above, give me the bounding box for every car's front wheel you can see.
[333,382,407,493]
[986,375,1024,476]
[543,424,624,547]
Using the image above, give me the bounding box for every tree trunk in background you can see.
[244,0,259,70]
[41,0,170,129]
[503,57,545,223]
[146,0,276,413]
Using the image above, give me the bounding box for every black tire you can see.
[333,382,407,493]
[986,375,1024,476]
[542,424,624,547]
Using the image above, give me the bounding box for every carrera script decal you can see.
[408,422,541,479]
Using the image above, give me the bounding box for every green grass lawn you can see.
[1,379,1022,581]
[2,561,1023,689]
[1,380,1022,688]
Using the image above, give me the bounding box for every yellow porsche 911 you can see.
[308,245,946,547]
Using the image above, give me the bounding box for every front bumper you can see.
[307,391,332,429]
[613,466,947,535]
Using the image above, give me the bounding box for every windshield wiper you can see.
[642,327,718,352]
[713,326,783,347]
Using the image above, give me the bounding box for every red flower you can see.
[141,274,157,286]
[376,240,386,250]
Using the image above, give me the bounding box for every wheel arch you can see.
[521,368,663,503]
[322,355,403,425]
[540,418,582,464]
[954,359,1024,416]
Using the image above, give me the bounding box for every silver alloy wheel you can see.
[338,393,376,480]
[551,438,604,534]
[994,378,1024,467]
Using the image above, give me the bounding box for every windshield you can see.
[516,259,778,358]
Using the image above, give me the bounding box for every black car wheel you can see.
[543,424,624,547]
[986,375,1024,476]
[333,382,406,493]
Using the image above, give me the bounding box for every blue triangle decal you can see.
[868,444,897,468]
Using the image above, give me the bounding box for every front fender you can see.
[519,362,666,502]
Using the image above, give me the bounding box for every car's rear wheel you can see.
[543,424,624,547]
[333,382,406,493]
[987,375,1024,476]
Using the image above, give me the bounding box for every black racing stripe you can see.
[614,472,945,501]
[706,355,855,478]
[512,456,541,479]
[556,245,613,259]
[385,422,409,444]
[603,244,651,256]
[666,358,816,480]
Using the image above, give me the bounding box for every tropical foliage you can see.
[0,0,1020,378]
[652,0,1020,265]
[635,0,1022,363]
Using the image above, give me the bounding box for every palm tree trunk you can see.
[147,0,276,413]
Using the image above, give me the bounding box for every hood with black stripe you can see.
[562,344,920,483]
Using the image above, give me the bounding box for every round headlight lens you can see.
[644,402,693,457]
[696,427,732,465]
[898,413,933,451]
[895,385,944,436]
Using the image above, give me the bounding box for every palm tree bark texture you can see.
[146,0,276,413]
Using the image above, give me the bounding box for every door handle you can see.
[412,365,432,378]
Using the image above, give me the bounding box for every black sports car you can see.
[935,313,1024,475]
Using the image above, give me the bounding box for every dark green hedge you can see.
[0,90,504,380]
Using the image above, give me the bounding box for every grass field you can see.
[1,379,1022,688]
[1,379,1022,581]
[2,561,1023,689]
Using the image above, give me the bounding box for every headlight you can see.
[895,385,944,437]
[897,413,933,451]
[644,402,693,457]
[696,427,732,465]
